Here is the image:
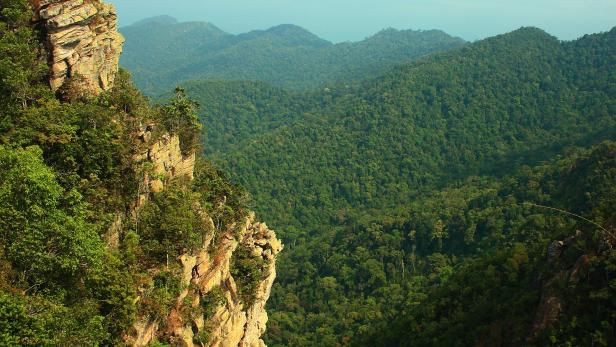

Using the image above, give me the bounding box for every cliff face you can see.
[28,1,282,346]
[29,0,124,93]
[128,209,282,347]
[128,130,283,347]
[133,130,196,194]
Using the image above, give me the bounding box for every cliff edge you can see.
[126,130,283,346]
[27,1,283,346]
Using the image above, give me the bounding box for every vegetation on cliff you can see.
[0,2,258,345]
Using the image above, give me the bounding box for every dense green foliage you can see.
[138,182,210,263]
[175,26,616,345]
[263,143,616,347]
[120,16,466,95]
[353,142,616,346]
[192,159,250,234]
[0,3,250,345]
[231,244,267,307]
[161,87,202,154]
[3,1,616,345]
[200,286,227,318]
[0,145,132,345]
[196,26,616,244]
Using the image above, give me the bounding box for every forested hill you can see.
[275,140,616,346]
[192,26,616,239]
[179,26,616,345]
[120,16,466,95]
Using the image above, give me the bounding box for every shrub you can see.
[140,270,182,322]
[201,286,227,318]
[230,245,265,307]
[138,183,210,264]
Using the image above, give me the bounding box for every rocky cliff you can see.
[127,126,283,346]
[128,208,282,347]
[29,0,124,93]
[28,1,283,346]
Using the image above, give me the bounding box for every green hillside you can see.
[266,140,616,346]
[193,27,616,240]
[180,26,616,345]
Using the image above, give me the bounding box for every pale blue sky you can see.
[108,0,616,42]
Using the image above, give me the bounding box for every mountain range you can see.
[3,2,616,345]
[174,26,616,345]
[120,16,466,95]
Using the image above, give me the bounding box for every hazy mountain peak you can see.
[470,26,559,52]
[366,27,465,43]
[373,27,401,35]
[124,16,226,35]
[237,24,332,48]
[130,15,179,27]
[176,21,227,34]
[271,24,331,44]
[266,24,316,35]
[502,26,557,41]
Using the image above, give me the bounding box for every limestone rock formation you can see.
[204,217,282,347]
[127,128,283,346]
[29,0,124,93]
[133,128,196,194]
[173,214,282,347]
[126,201,283,346]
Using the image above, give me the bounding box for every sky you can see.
[107,0,616,43]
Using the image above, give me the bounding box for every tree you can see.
[0,145,103,285]
[161,87,201,154]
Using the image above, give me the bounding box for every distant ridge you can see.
[120,17,466,95]
[236,24,332,48]
[130,15,179,27]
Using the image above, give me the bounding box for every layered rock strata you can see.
[29,0,124,93]
[133,129,196,194]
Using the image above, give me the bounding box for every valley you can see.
[122,18,616,346]
[0,1,615,346]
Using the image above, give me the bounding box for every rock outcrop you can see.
[125,128,282,347]
[531,230,584,337]
[141,213,282,347]
[527,230,593,343]
[29,0,124,93]
[127,134,283,346]
[133,128,196,194]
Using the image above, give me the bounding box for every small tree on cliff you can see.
[161,87,201,155]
